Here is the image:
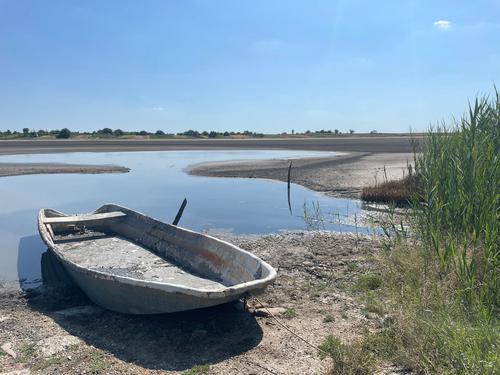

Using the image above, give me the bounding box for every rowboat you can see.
[37,204,276,314]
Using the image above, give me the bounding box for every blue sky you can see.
[0,1,499,133]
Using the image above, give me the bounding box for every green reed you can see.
[414,90,499,312]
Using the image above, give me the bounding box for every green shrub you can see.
[319,335,376,375]
[183,364,210,375]
[352,273,382,292]
[56,128,71,139]
[323,314,335,323]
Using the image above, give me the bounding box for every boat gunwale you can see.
[37,204,277,299]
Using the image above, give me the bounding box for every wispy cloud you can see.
[433,20,453,31]
[149,106,165,112]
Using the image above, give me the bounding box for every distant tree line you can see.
[300,129,355,135]
[0,127,370,139]
[176,130,264,138]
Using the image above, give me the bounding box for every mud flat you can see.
[0,231,387,375]
[0,137,415,186]
[0,136,418,155]
[189,152,415,199]
[0,163,130,178]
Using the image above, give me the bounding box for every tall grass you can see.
[415,91,499,313]
[321,90,499,374]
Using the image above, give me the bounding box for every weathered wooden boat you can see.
[38,204,276,314]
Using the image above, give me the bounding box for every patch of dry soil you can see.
[0,231,387,375]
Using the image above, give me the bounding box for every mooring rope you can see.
[252,296,327,355]
[241,356,280,375]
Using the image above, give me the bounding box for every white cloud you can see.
[433,20,453,31]
[150,107,165,111]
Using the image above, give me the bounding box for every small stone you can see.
[1,342,17,359]
[364,312,379,320]
[252,301,268,309]
[254,307,287,317]
[0,316,12,323]
[378,314,394,328]
[253,309,270,317]
[0,370,31,375]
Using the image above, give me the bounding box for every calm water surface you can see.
[0,150,369,286]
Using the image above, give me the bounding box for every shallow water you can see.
[0,150,370,286]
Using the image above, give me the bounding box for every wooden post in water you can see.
[173,198,188,225]
[287,160,292,189]
[287,161,293,214]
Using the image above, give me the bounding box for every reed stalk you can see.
[414,90,499,313]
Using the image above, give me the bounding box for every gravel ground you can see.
[0,231,388,375]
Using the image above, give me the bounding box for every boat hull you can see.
[63,259,246,314]
[38,204,276,314]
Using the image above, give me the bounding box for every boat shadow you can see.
[17,235,47,289]
[25,249,264,371]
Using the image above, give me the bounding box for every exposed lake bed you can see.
[0,149,386,286]
[189,151,413,199]
[0,146,408,374]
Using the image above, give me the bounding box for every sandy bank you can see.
[0,163,130,178]
[189,152,415,199]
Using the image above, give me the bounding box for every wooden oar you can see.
[172,198,188,225]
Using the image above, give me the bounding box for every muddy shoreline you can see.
[0,231,385,375]
[189,152,414,199]
[0,152,413,199]
[0,138,414,192]
[0,139,407,373]
[0,136,418,155]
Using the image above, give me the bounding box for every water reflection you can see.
[40,249,75,288]
[17,235,45,289]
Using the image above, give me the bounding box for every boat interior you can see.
[40,207,270,289]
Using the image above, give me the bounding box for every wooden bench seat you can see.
[43,211,126,224]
